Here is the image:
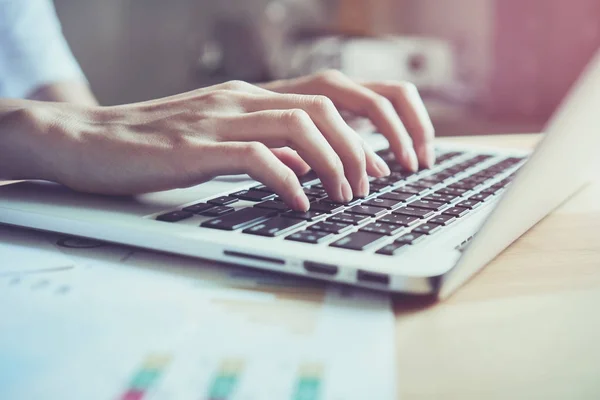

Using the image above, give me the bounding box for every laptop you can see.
[1,52,599,298]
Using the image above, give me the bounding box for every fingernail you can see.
[341,179,353,202]
[359,175,370,197]
[294,191,310,211]
[375,155,391,176]
[405,148,419,172]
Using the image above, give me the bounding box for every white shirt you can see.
[0,0,86,98]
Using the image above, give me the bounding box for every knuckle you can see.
[326,155,345,179]
[398,81,418,95]
[308,95,335,113]
[367,94,393,113]
[280,168,299,190]
[280,109,312,131]
[243,142,269,161]
[317,68,345,83]
[350,142,367,167]
[203,89,231,105]
[222,80,250,91]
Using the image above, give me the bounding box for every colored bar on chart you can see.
[292,363,324,400]
[118,353,171,400]
[207,358,245,400]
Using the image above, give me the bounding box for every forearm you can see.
[27,81,99,106]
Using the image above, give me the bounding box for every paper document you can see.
[0,227,397,400]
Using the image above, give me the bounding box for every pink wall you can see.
[488,0,600,119]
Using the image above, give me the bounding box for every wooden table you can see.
[394,134,600,399]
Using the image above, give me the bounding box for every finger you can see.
[216,110,352,203]
[363,81,435,168]
[197,142,310,211]
[298,70,419,172]
[271,148,312,176]
[245,93,391,196]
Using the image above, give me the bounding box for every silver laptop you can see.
[1,52,599,298]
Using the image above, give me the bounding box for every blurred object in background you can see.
[52,0,600,135]
[274,36,455,92]
[197,0,329,82]
[488,0,600,121]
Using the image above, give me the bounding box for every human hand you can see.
[22,71,434,211]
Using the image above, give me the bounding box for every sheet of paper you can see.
[0,228,397,400]
[0,226,75,275]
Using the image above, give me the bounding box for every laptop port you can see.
[357,270,390,286]
[304,261,338,276]
[223,250,285,265]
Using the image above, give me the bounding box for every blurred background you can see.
[54,0,600,136]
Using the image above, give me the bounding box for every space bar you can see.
[201,207,277,231]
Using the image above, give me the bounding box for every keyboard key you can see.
[230,189,275,202]
[360,222,404,236]
[492,179,510,189]
[437,187,470,197]
[376,242,409,256]
[378,213,420,227]
[379,191,417,203]
[421,174,446,184]
[328,213,370,225]
[369,183,388,192]
[412,223,442,235]
[347,205,388,218]
[462,176,488,186]
[388,170,413,181]
[393,206,435,219]
[330,231,388,251]
[411,179,440,189]
[449,181,475,190]
[309,202,345,214]
[367,186,381,197]
[254,200,290,211]
[370,176,396,186]
[182,203,214,214]
[470,193,493,202]
[376,149,395,161]
[456,199,481,209]
[304,187,327,197]
[363,197,403,210]
[299,171,319,186]
[395,232,425,244]
[286,229,332,244]
[408,199,448,211]
[399,185,430,195]
[200,206,236,217]
[321,196,362,207]
[423,193,459,203]
[436,151,463,162]
[207,196,238,206]
[309,221,354,235]
[243,216,306,237]
[481,187,500,196]
[201,207,276,230]
[156,210,193,222]
[428,215,456,226]
[282,210,327,221]
[252,184,275,194]
[443,207,471,218]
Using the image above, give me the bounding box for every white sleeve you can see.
[0,0,87,98]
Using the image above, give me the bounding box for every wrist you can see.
[0,100,94,182]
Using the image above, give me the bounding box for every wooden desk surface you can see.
[395,134,600,399]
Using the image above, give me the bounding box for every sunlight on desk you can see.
[396,134,600,399]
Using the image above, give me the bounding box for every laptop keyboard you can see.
[155,148,526,256]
